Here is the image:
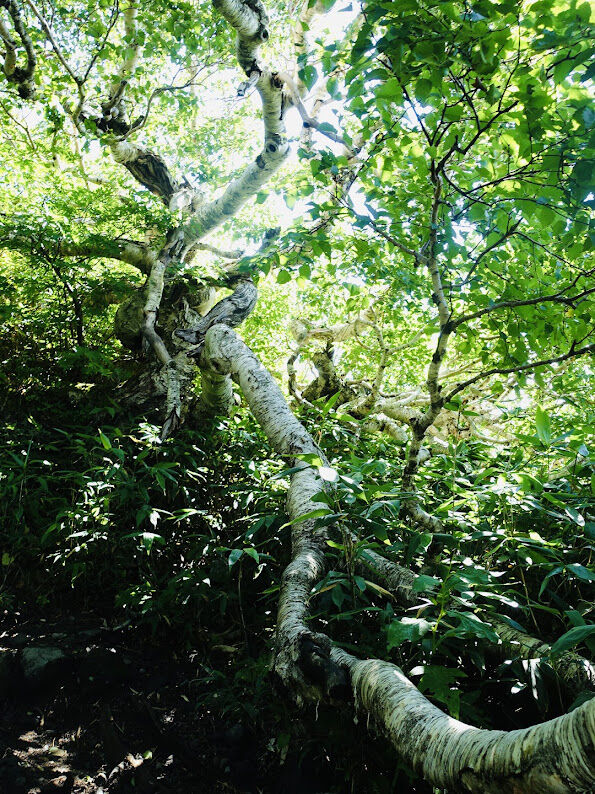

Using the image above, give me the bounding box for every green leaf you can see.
[550,625,595,655]
[331,583,346,608]
[141,532,164,551]
[387,617,432,650]
[277,269,291,284]
[447,611,499,643]
[98,429,112,450]
[566,563,595,582]
[375,78,402,102]
[280,508,332,528]
[228,548,243,567]
[412,574,441,592]
[419,666,466,718]
[415,78,432,101]
[535,406,551,445]
[243,547,259,563]
[322,391,342,417]
[576,2,591,22]
[299,65,318,91]
[354,575,367,592]
[565,507,585,527]
[122,531,164,552]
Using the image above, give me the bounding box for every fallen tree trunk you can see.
[197,322,595,793]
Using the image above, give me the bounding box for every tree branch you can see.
[109,140,183,206]
[175,278,258,348]
[56,238,158,273]
[102,2,141,119]
[1,0,36,98]
[445,343,595,403]
[0,16,17,76]
[332,647,595,793]
[0,218,159,274]
[454,284,595,328]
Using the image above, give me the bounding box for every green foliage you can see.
[0,408,285,636]
[0,0,593,788]
[282,410,594,722]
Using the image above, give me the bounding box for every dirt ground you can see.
[0,609,439,794]
[0,612,280,794]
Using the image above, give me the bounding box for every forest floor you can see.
[0,610,301,794]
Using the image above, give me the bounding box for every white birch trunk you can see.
[332,648,595,794]
[198,323,595,792]
[199,323,346,699]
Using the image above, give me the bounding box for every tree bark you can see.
[332,648,595,794]
[197,323,595,793]
[360,550,595,697]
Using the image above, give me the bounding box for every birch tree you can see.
[1,0,594,791]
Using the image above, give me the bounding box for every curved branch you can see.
[445,343,595,404]
[0,220,158,274]
[454,282,595,329]
[185,240,244,262]
[110,140,182,205]
[0,16,17,75]
[122,0,290,437]
[492,618,595,696]
[199,323,346,698]
[180,69,289,244]
[24,0,74,85]
[199,330,329,670]
[332,648,594,794]
[178,0,290,246]
[1,0,36,98]
[57,238,158,273]
[198,324,595,792]
[176,279,258,348]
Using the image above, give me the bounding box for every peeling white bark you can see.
[198,324,595,792]
[58,238,157,273]
[291,309,376,347]
[1,0,36,98]
[0,16,17,76]
[140,232,189,437]
[361,413,408,443]
[105,2,140,111]
[176,0,290,246]
[213,0,268,55]
[110,140,180,203]
[199,324,344,698]
[332,648,595,794]
[181,71,289,244]
[110,140,142,165]
[197,365,234,417]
